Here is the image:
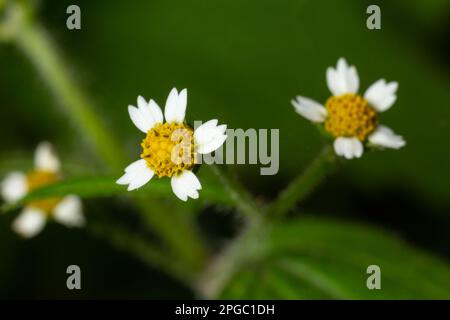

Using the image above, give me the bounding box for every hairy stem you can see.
[266,145,336,218]
[136,199,207,272]
[196,165,265,297]
[207,164,262,221]
[196,220,263,298]
[197,146,336,297]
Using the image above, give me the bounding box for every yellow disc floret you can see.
[324,94,377,141]
[141,122,197,178]
[26,170,61,213]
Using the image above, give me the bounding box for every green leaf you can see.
[2,174,232,212]
[220,217,450,299]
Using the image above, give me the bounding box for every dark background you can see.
[0,0,449,298]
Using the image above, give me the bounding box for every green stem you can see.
[136,199,207,272]
[196,220,263,298]
[266,145,336,218]
[198,146,336,297]
[3,1,206,273]
[196,165,266,297]
[207,164,262,221]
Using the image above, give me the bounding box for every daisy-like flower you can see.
[117,88,227,201]
[291,58,406,159]
[1,142,85,238]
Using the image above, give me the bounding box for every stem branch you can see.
[266,145,336,218]
[196,220,263,298]
[208,164,262,221]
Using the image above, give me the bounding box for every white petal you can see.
[196,135,227,154]
[137,96,164,129]
[1,171,27,202]
[53,195,85,227]
[164,88,182,123]
[12,208,46,238]
[116,159,154,191]
[147,99,164,124]
[164,88,187,123]
[128,105,152,133]
[170,170,202,201]
[175,89,187,122]
[194,119,228,154]
[194,120,226,144]
[194,119,218,140]
[368,125,406,149]
[137,95,147,110]
[333,137,364,159]
[215,124,227,138]
[291,96,327,123]
[326,57,359,96]
[364,79,398,112]
[34,142,60,172]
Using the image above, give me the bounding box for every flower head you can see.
[117,88,227,201]
[1,142,85,238]
[292,58,405,159]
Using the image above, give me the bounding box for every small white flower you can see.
[1,142,85,238]
[292,57,406,159]
[117,88,228,201]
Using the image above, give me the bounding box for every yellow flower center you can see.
[324,94,378,141]
[140,122,197,178]
[26,170,61,213]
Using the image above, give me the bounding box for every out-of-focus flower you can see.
[291,58,406,159]
[117,88,227,201]
[1,142,85,238]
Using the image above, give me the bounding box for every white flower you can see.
[117,88,228,201]
[292,57,406,159]
[1,142,85,238]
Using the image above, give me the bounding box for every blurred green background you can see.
[0,0,449,298]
